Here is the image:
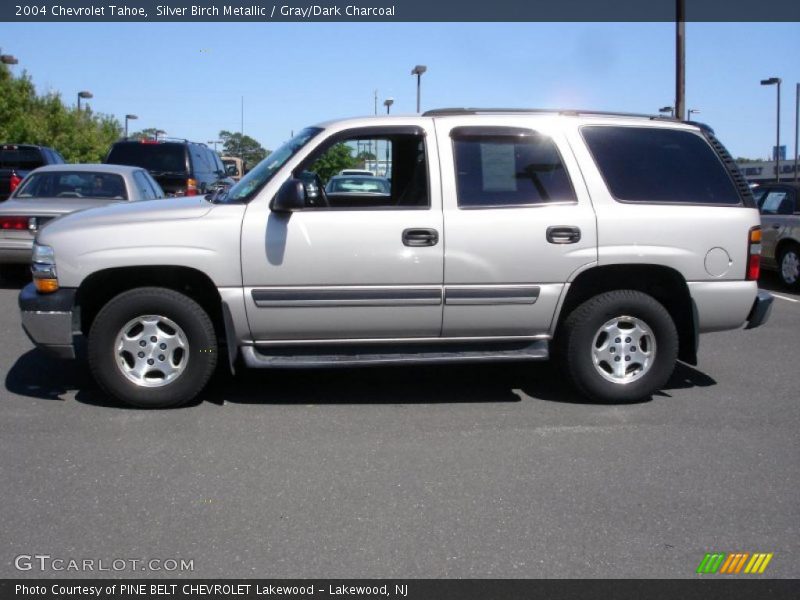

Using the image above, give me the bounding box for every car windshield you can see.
[14,171,128,200]
[106,142,187,174]
[217,127,323,204]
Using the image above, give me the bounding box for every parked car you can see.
[20,109,772,408]
[753,181,800,289]
[0,144,66,201]
[324,175,391,207]
[221,156,245,182]
[104,139,234,197]
[0,164,164,278]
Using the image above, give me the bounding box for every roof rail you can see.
[421,107,678,121]
[120,136,193,143]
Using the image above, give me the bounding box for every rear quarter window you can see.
[581,126,740,205]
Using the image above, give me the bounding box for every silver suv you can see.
[18,109,773,408]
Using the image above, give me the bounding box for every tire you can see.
[777,244,800,291]
[88,287,217,408]
[557,290,678,403]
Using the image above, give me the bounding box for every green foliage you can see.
[0,64,122,163]
[219,130,269,169]
[129,128,162,141]
[308,143,358,184]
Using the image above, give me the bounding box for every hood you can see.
[38,196,213,238]
[0,197,126,216]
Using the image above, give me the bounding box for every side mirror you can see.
[270,179,307,212]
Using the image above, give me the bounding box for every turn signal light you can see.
[34,278,59,293]
[747,226,761,281]
[186,178,198,196]
[0,216,27,230]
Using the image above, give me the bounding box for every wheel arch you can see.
[555,263,697,365]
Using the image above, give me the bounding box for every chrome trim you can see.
[20,310,73,347]
[445,285,540,305]
[252,334,549,347]
[251,286,442,308]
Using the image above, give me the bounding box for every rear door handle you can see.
[546,225,581,244]
[402,228,439,247]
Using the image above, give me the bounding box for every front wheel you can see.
[88,287,218,408]
[558,290,678,403]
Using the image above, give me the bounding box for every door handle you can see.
[546,225,581,244]
[402,228,439,247]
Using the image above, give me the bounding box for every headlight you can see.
[31,243,59,293]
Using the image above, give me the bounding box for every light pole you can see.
[761,77,782,182]
[154,129,166,141]
[411,64,427,113]
[794,83,799,182]
[124,114,137,138]
[659,106,674,117]
[383,98,394,115]
[688,108,700,119]
[77,90,93,111]
[207,140,222,152]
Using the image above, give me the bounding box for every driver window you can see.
[298,132,428,209]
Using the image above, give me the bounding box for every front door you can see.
[241,123,444,341]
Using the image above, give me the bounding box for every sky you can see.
[2,21,799,158]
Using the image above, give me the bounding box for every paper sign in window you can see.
[480,143,517,192]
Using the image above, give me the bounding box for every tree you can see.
[308,143,358,184]
[128,128,162,141]
[0,64,122,163]
[218,130,269,169]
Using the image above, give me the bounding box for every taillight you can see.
[186,178,198,196]
[9,172,22,192]
[747,226,761,281]
[0,216,28,230]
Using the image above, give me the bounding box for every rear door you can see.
[435,117,598,337]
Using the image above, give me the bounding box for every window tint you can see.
[299,131,428,209]
[14,171,127,199]
[189,145,213,175]
[132,171,156,199]
[452,129,576,208]
[0,145,44,169]
[582,126,740,205]
[106,142,188,174]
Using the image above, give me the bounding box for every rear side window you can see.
[106,143,188,174]
[582,126,740,205]
[0,145,44,169]
[451,127,576,208]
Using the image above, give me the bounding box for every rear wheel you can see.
[88,287,217,408]
[778,245,800,291]
[558,290,678,403]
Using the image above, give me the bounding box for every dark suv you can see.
[104,139,234,197]
[1,144,66,201]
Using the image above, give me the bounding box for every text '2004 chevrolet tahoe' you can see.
[19,109,774,408]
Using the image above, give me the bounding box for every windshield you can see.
[14,171,128,200]
[217,127,323,203]
[106,142,188,174]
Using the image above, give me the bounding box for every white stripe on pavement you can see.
[771,293,800,303]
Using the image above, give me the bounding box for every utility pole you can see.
[240,96,244,162]
[675,0,686,121]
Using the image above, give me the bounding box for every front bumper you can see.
[745,290,774,330]
[18,283,77,358]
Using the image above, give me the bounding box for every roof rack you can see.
[421,107,678,121]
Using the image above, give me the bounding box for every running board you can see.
[241,340,549,369]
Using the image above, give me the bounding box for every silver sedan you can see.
[0,164,165,273]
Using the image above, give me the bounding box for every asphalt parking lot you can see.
[1,272,798,579]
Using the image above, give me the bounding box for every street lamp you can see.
[124,114,138,138]
[154,129,166,141]
[688,108,701,119]
[761,77,782,182]
[77,90,93,111]
[659,106,674,117]
[207,140,222,152]
[411,64,427,113]
[383,97,394,115]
